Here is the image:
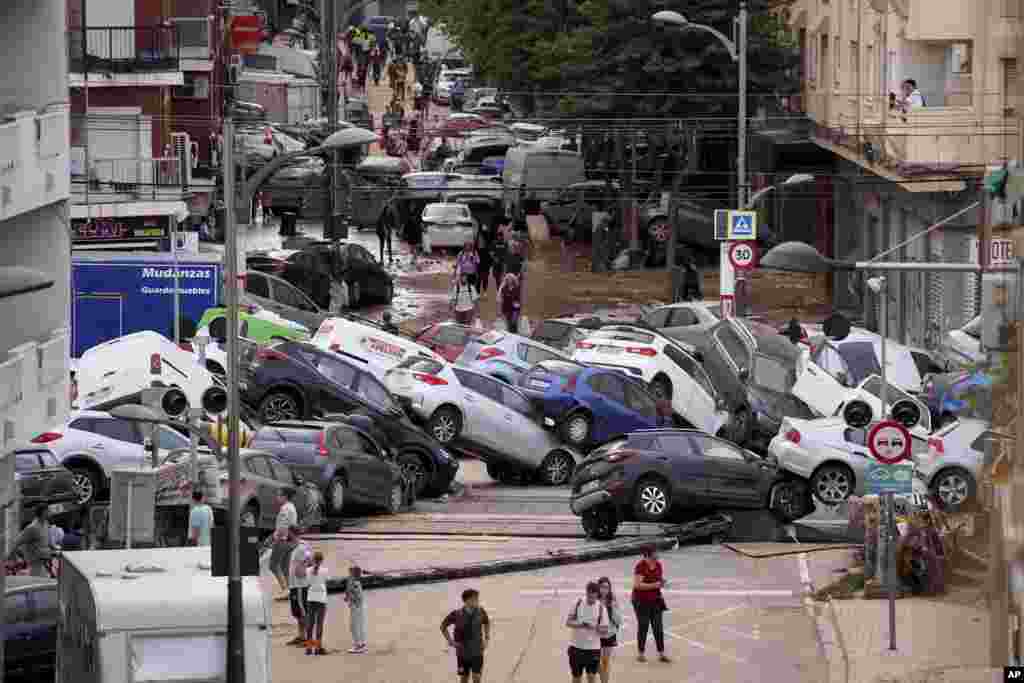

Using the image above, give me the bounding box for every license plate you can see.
[581,480,601,494]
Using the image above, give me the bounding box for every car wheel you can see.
[771,479,811,522]
[240,504,259,528]
[386,483,404,514]
[349,280,362,307]
[581,504,620,540]
[634,477,672,521]
[70,467,102,505]
[649,376,672,401]
[810,464,855,505]
[931,467,976,511]
[729,407,752,445]
[540,451,575,486]
[648,217,671,243]
[398,453,430,496]
[327,476,346,515]
[560,412,592,447]
[427,406,462,444]
[259,391,301,423]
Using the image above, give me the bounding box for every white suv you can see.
[570,325,730,435]
[312,315,444,382]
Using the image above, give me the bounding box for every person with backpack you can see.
[441,588,491,683]
[566,581,609,683]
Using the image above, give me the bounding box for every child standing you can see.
[344,565,367,653]
[305,551,328,655]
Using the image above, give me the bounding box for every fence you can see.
[72,154,183,201]
[67,25,179,73]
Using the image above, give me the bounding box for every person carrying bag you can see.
[450,272,479,325]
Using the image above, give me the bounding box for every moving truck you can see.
[58,547,270,683]
[71,253,222,357]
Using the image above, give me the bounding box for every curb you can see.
[323,536,679,593]
[798,550,849,683]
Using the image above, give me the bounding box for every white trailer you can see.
[58,547,270,683]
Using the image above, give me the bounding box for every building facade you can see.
[0,0,73,454]
[782,0,1023,346]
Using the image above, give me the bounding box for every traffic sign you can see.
[867,420,912,464]
[865,463,914,496]
[728,241,758,269]
[727,210,757,240]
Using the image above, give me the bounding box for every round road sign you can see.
[867,420,912,464]
[728,241,758,269]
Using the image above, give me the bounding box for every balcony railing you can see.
[71,150,184,202]
[67,26,180,73]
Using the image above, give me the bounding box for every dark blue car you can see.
[518,360,670,449]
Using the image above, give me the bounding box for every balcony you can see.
[0,328,70,453]
[71,150,185,204]
[0,108,71,222]
[68,26,183,87]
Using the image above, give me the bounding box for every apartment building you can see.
[0,0,73,454]
[782,0,1022,347]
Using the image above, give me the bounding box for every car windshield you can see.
[752,353,795,393]
[587,329,655,344]
[423,205,469,221]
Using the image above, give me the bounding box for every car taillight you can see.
[476,347,504,361]
[414,372,448,386]
[928,437,944,455]
[330,343,342,352]
[607,450,637,463]
[32,432,63,444]
[255,348,288,362]
[785,429,801,444]
[178,341,194,352]
[318,431,329,457]
[626,347,657,357]
[150,353,161,374]
[576,341,595,350]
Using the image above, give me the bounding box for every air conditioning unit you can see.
[171,132,194,185]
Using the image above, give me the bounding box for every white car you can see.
[939,315,983,369]
[794,366,933,434]
[638,300,722,334]
[76,331,221,417]
[802,329,924,393]
[24,410,193,505]
[421,203,477,253]
[769,416,931,505]
[570,325,730,436]
[311,316,443,382]
[914,417,1009,510]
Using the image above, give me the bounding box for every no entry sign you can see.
[728,241,758,269]
[867,420,911,464]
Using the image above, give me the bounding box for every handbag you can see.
[656,596,669,612]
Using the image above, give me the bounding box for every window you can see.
[501,386,534,415]
[850,41,859,75]
[713,325,750,370]
[834,37,840,85]
[628,435,660,451]
[356,374,400,412]
[268,458,292,482]
[317,357,357,388]
[642,309,670,328]
[244,273,270,298]
[950,42,972,74]
[699,435,746,462]
[156,426,189,451]
[970,430,1011,453]
[244,456,272,478]
[5,593,30,623]
[395,356,444,374]
[534,321,572,343]
[588,373,626,403]
[274,281,316,311]
[518,344,561,365]
[624,381,658,418]
[588,328,655,344]
[69,417,95,432]
[663,345,715,398]
[14,453,42,472]
[668,308,699,327]
[333,427,362,451]
[91,418,141,444]
[32,588,60,622]
[174,17,210,48]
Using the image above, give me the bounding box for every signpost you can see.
[714,209,758,318]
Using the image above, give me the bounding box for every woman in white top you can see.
[305,550,328,655]
[449,272,479,325]
[597,577,623,683]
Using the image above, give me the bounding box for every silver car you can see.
[384,356,581,485]
[914,418,1009,510]
[457,329,573,385]
[241,269,331,332]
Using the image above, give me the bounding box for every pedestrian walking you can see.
[490,229,508,292]
[441,588,491,683]
[377,204,395,263]
[596,577,623,683]
[566,581,609,683]
[497,270,521,333]
[188,489,214,547]
[455,240,480,289]
[8,505,53,577]
[305,550,328,655]
[680,258,702,301]
[631,545,670,663]
[270,489,299,598]
[286,527,313,647]
[406,211,423,266]
[343,565,368,653]
[476,225,494,294]
[370,45,384,86]
[450,272,479,325]
[341,52,354,87]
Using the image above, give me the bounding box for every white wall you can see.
[0,0,68,115]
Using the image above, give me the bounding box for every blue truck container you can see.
[71,253,222,358]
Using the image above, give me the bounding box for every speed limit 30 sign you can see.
[728,241,758,269]
[867,420,911,464]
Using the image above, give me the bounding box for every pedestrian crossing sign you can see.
[726,210,757,240]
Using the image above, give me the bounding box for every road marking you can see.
[677,635,751,664]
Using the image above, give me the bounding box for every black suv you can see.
[248,419,413,516]
[240,340,458,497]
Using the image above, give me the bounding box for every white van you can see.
[502,147,586,219]
[312,316,444,382]
[58,547,270,683]
[76,330,220,414]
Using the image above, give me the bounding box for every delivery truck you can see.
[71,253,222,357]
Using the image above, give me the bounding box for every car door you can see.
[242,454,276,527]
[497,385,545,461]
[689,433,764,507]
[652,433,715,506]
[87,417,146,469]
[25,585,59,666]
[269,276,323,331]
[242,271,275,310]
[662,344,724,433]
[352,430,395,507]
[311,353,361,414]
[451,368,504,449]
[791,344,849,417]
[3,592,34,668]
[584,373,638,440]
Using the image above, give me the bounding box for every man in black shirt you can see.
[441,588,491,683]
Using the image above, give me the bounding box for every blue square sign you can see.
[727,210,757,240]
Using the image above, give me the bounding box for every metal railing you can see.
[71,153,183,201]
[67,25,180,73]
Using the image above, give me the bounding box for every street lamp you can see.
[745,173,815,209]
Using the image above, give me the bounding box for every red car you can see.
[414,322,478,362]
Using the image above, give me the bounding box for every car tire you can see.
[540,450,575,486]
[581,504,620,540]
[398,452,430,497]
[386,483,404,514]
[634,477,672,522]
[327,476,346,515]
[560,412,592,447]
[770,479,811,522]
[649,376,672,402]
[930,467,976,511]
[258,391,302,423]
[240,503,259,528]
[427,406,462,445]
[69,466,102,506]
[810,464,855,505]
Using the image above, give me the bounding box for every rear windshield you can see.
[534,321,572,341]
[424,204,470,221]
[396,356,444,374]
[535,360,582,378]
[587,329,655,344]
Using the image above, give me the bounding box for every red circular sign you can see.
[867,420,911,464]
[728,241,758,269]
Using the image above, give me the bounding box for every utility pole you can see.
[323,0,340,240]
